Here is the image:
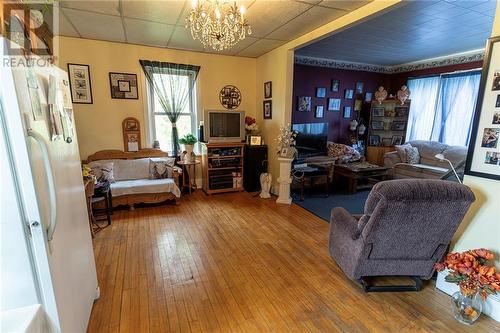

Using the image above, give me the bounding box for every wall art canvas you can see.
[67,63,93,104]
[297,96,311,112]
[465,36,500,180]
[109,72,138,99]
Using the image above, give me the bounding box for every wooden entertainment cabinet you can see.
[201,142,245,195]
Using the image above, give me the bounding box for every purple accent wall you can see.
[292,61,483,144]
[292,64,391,143]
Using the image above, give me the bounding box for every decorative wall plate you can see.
[397,85,411,105]
[374,86,388,105]
[219,85,241,109]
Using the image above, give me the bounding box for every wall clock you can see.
[219,85,241,109]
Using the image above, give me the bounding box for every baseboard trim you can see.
[436,270,500,322]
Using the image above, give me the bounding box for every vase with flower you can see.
[435,248,500,325]
[245,116,259,143]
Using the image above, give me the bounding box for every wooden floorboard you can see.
[87,192,500,332]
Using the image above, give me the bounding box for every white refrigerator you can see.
[1,38,98,332]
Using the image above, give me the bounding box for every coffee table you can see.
[334,162,388,194]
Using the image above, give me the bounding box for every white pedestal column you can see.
[276,157,293,204]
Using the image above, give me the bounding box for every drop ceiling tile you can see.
[58,9,80,37]
[471,0,498,15]
[124,18,174,47]
[62,8,125,42]
[167,26,205,52]
[318,0,371,11]
[122,0,186,25]
[268,6,346,40]
[237,38,285,57]
[244,0,312,38]
[59,0,120,16]
[219,36,259,56]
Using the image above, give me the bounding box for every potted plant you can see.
[435,248,500,325]
[178,134,197,162]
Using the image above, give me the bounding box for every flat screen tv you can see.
[204,109,245,143]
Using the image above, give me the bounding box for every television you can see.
[204,109,245,143]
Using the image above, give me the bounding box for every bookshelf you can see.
[366,99,411,165]
[201,142,245,194]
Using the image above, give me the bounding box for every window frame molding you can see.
[145,70,198,154]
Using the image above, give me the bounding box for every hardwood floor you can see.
[88,192,500,332]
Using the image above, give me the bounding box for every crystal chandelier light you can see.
[186,0,252,51]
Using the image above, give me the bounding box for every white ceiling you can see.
[53,0,372,57]
[295,0,497,66]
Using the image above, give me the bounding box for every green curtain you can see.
[139,60,200,157]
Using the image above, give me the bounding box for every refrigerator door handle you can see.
[27,130,57,241]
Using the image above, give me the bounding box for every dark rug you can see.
[293,189,370,222]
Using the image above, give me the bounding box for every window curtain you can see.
[406,76,440,142]
[139,60,200,156]
[406,70,481,146]
[431,72,481,146]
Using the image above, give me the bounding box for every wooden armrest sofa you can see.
[85,149,181,209]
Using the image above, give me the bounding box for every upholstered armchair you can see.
[328,179,475,291]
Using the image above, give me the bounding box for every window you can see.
[406,70,481,146]
[140,60,200,156]
[147,72,197,153]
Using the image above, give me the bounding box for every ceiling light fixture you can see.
[186,0,252,51]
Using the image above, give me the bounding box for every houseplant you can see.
[178,134,197,162]
[435,248,500,325]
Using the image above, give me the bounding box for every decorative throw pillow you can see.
[327,142,362,163]
[395,144,420,164]
[149,157,175,179]
[89,162,115,183]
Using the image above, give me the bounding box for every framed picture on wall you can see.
[263,100,272,119]
[109,72,139,99]
[344,89,354,99]
[327,98,341,111]
[331,79,340,92]
[67,63,93,104]
[264,81,272,98]
[356,82,364,94]
[343,106,351,118]
[297,96,311,112]
[315,105,324,118]
[466,36,500,180]
[316,87,326,98]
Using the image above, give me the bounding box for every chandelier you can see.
[186,0,252,51]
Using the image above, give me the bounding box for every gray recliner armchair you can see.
[328,179,475,291]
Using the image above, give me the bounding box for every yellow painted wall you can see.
[56,36,257,159]
[452,2,500,266]
[255,0,402,191]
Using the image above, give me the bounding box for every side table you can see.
[177,160,200,194]
[92,181,112,226]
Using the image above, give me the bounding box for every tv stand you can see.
[201,142,245,195]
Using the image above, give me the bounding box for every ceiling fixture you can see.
[186,0,252,51]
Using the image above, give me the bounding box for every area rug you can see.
[293,190,370,222]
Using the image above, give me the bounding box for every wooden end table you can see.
[334,162,388,194]
[177,160,200,195]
